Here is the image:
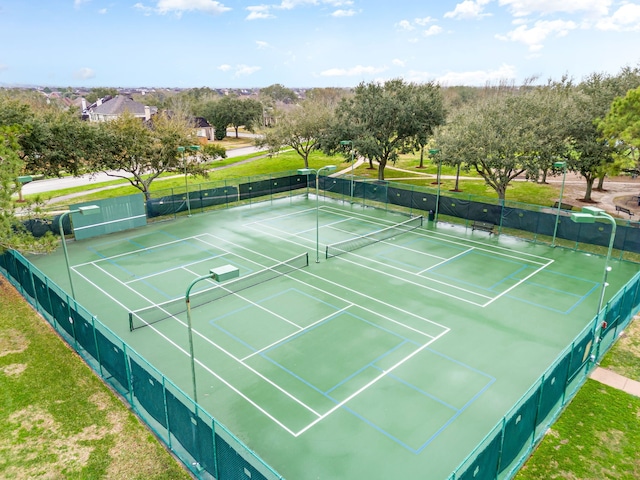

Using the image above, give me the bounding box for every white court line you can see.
[481,260,553,308]
[76,235,214,267]
[321,204,551,264]
[294,331,446,437]
[242,221,490,305]
[199,233,449,336]
[126,254,225,285]
[81,228,452,437]
[243,206,318,226]
[76,252,323,424]
[417,247,474,275]
[181,265,302,329]
[242,305,353,361]
[73,268,310,435]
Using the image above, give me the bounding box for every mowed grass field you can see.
[0,278,191,480]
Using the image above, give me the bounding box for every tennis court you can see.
[27,195,640,479]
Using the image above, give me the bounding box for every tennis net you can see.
[325,215,423,259]
[129,252,309,331]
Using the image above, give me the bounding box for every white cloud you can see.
[392,58,405,67]
[396,20,414,31]
[332,9,356,17]
[256,40,269,49]
[218,64,232,71]
[434,64,518,86]
[133,3,154,15]
[246,5,274,20]
[397,16,440,32]
[135,0,231,16]
[74,0,91,7]
[74,67,96,80]
[320,65,388,77]
[498,0,611,18]
[424,25,443,36]
[234,64,261,76]
[496,19,577,51]
[596,3,640,31]
[98,8,107,14]
[415,16,435,26]
[444,0,491,20]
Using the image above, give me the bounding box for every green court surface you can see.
[28,196,640,480]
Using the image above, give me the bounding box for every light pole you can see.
[570,206,617,323]
[58,205,100,300]
[185,270,216,404]
[340,140,355,201]
[429,149,441,222]
[551,161,567,247]
[178,145,201,217]
[297,165,337,262]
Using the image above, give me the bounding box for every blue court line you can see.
[487,264,532,291]
[506,282,600,315]
[87,246,176,300]
[325,341,410,395]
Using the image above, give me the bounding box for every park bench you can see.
[552,201,573,210]
[471,221,495,234]
[615,205,634,218]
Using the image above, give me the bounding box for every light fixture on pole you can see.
[58,205,100,300]
[185,270,216,404]
[297,165,337,263]
[429,149,441,222]
[340,140,355,201]
[570,206,617,324]
[551,161,567,247]
[178,145,201,217]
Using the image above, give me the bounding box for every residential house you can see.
[86,95,157,123]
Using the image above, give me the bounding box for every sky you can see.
[0,0,639,89]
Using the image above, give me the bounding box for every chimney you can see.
[144,105,151,121]
[97,98,103,106]
[81,98,87,111]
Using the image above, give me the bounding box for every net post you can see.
[128,312,134,332]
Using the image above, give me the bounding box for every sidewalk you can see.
[590,367,640,397]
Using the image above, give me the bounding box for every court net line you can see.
[325,215,423,259]
[128,252,309,331]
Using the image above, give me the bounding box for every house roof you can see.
[90,95,156,116]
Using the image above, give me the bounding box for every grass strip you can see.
[0,278,192,480]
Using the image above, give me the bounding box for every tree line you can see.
[1,68,640,252]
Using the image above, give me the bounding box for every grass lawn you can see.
[0,278,192,480]
[515,316,640,480]
[37,150,559,210]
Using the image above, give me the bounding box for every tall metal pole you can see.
[298,165,336,263]
[551,162,567,247]
[185,271,214,404]
[58,205,100,300]
[429,149,441,223]
[59,211,76,300]
[596,212,617,317]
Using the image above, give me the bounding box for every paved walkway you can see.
[590,367,640,397]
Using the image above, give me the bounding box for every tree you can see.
[436,92,538,200]
[0,102,56,253]
[259,84,298,104]
[598,85,640,171]
[327,79,445,181]
[256,99,334,168]
[525,79,575,184]
[20,109,98,177]
[92,112,194,200]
